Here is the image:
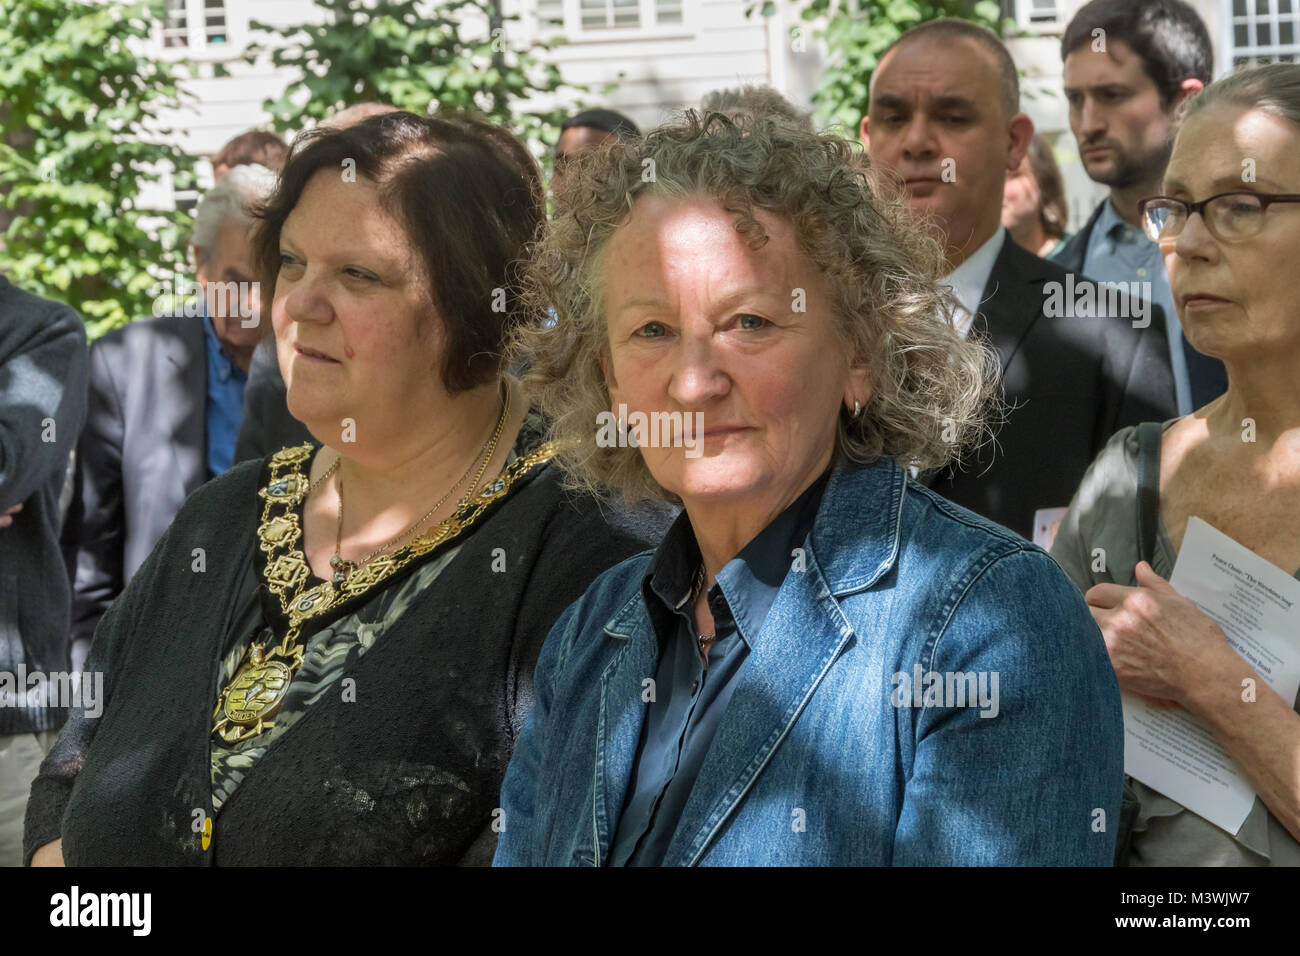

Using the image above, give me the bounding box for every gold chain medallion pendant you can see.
[213,642,294,743]
[213,437,564,744]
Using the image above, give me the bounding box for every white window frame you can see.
[153,0,245,61]
[1014,0,1062,33]
[1225,0,1300,69]
[533,0,693,42]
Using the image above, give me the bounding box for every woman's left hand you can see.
[1085,561,1236,708]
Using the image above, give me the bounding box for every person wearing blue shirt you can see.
[202,305,250,477]
[65,163,276,665]
[1055,0,1228,413]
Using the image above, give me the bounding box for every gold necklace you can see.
[328,383,510,584]
[212,384,518,744]
[308,458,340,496]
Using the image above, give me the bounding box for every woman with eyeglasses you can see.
[1051,64,1300,866]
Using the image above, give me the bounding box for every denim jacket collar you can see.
[811,454,906,595]
[594,455,907,865]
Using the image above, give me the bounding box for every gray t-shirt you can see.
[1052,420,1300,866]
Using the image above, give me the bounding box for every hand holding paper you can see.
[1091,518,1300,836]
[1085,560,1238,708]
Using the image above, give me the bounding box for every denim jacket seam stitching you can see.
[601,582,651,640]
[921,544,1030,673]
[908,482,1037,551]
[591,630,644,862]
[690,725,786,862]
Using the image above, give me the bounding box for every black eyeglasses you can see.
[1138,191,1300,243]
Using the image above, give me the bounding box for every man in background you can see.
[65,164,276,665]
[552,108,639,196]
[860,18,1177,539]
[1055,0,1226,413]
[212,128,288,179]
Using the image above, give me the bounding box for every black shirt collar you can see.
[641,469,830,646]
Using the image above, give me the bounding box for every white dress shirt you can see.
[941,227,1008,338]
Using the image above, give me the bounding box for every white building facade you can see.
[145,0,1286,229]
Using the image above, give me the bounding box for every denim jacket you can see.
[494,455,1124,866]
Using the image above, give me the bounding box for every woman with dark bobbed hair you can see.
[25,111,666,865]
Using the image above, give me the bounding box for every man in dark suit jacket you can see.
[68,315,211,655]
[0,274,88,866]
[66,164,275,659]
[943,238,1177,537]
[860,18,1177,539]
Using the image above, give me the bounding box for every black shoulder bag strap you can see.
[1135,421,1163,568]
[1117,420,1164,865]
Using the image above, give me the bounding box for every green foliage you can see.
[751,0,1006,134]
[245,0,581,164]
[0,0,197,337]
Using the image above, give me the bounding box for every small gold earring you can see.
[853,399,862,417]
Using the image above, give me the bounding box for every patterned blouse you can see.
[210,421,542,810]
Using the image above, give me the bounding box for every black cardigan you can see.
[24,450,670,865]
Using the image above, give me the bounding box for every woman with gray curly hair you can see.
[494,111,1125,866]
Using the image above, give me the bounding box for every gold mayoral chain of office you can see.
[212,392,558,744]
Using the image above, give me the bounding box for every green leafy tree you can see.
[752,0,1005,133]
[0,0,198,337]
[245,0,581,163]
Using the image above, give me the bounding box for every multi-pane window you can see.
[581,0,640,29]
[162,0,189,48]
[657,0,681,25]
[999,0,1060,31]
[539,0,686,34]
[158,0,229,50]
[1231,0,1300,67]
[537,0,565,29]
[204,0,227,45]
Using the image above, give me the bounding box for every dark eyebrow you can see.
[930,94,978,112]
[1063,83,1131,97]
[871,92,910,113]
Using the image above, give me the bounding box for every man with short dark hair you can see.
[862,18,1027,269]
[553,109,640,195]
[1056,0,1226,413]
[860,18,1178,539]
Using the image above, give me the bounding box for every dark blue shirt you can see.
[608,470,829,866]
[202,309,249,477]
